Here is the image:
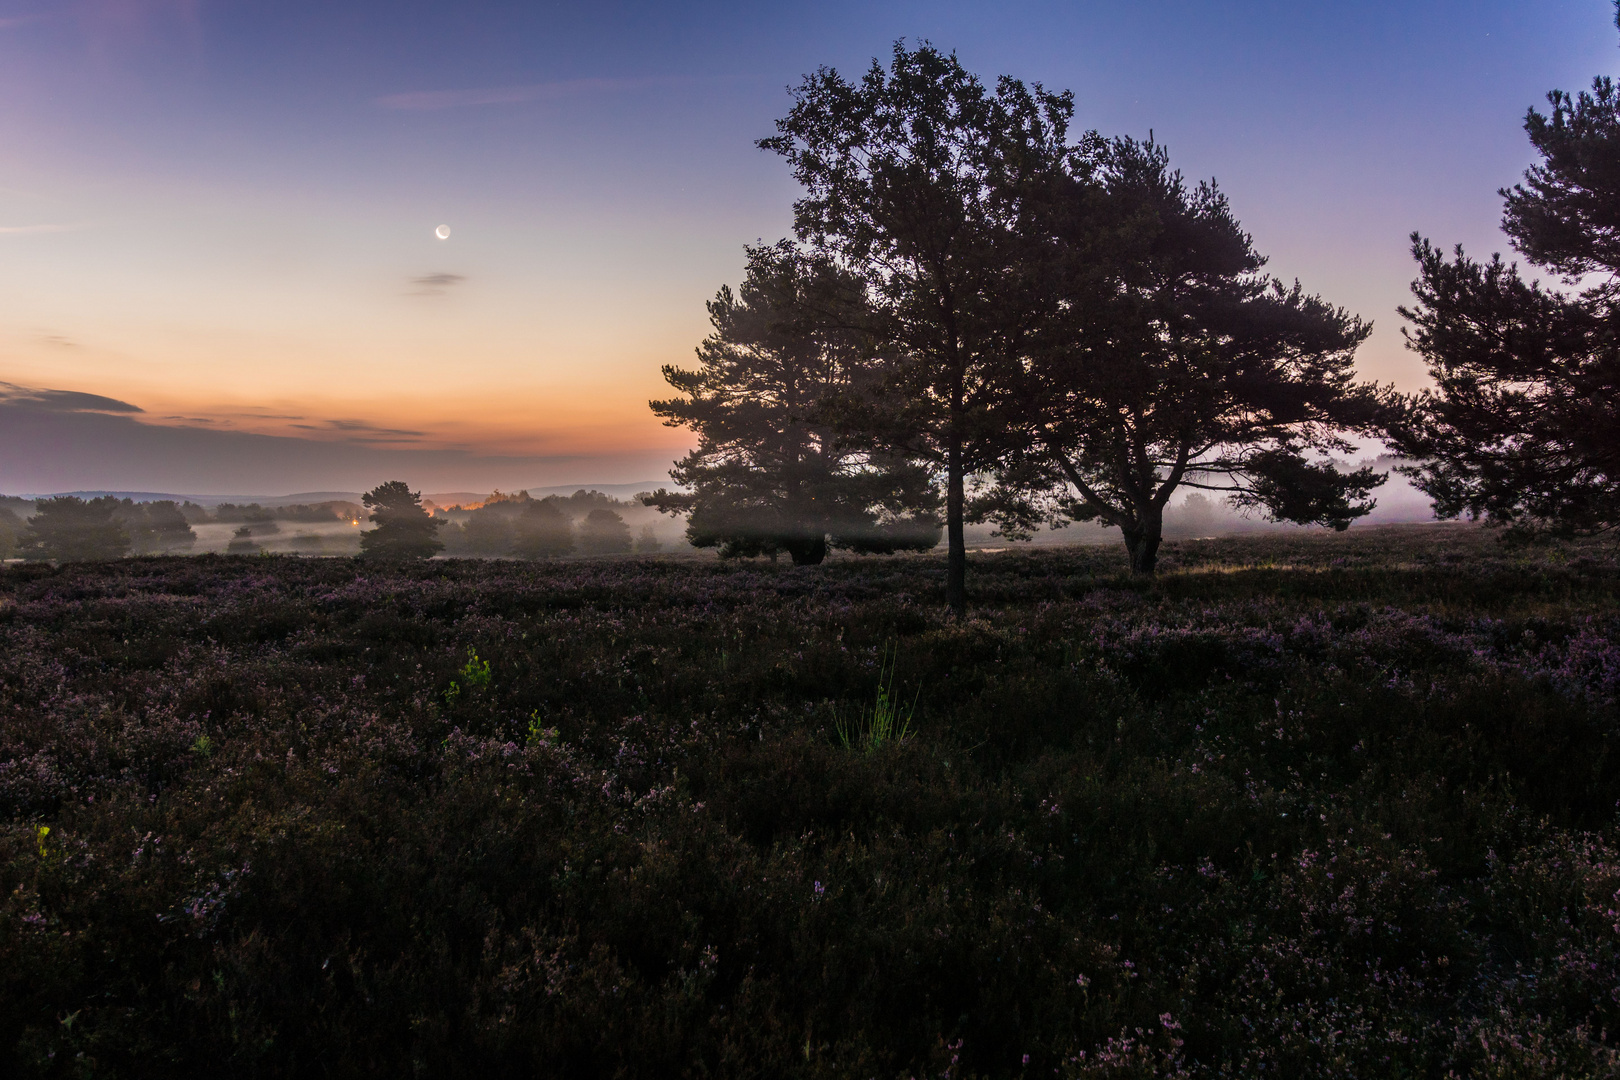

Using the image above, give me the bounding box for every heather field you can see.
[3,525,1620,1078]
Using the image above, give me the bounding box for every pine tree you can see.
[758,42,1063,597]
[577,508,632,555]
[1387,3,1620,534]
[359,482,443,560]
[511,500,574,558]
[648,243,940,565]
[1001,137,1385,575]
[22,497,130,562]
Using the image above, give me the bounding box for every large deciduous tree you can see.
[995,137,1386,575]
[759,42,1068,604]
[1386,3,1620,534]
[359,482,443,560]
[647,243,940,564]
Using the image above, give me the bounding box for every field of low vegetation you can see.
[2,524,1618,1077]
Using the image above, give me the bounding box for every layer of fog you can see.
[2,459,1438,560]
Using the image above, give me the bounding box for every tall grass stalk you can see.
[835,642,917,753]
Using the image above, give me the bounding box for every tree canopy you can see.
[1387,4,1620,535]
[996,137,1385,575]
[359,482,443,560]
[511,500,574,559]
[22,496,131,563]
[578,508,633,555]
[648,244,939,564]
[759,42,1070,600]
[655,41,1387,594]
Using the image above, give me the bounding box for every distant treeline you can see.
[189,501,363,525]
[0,489,666,563]
[0,497,198,561]
[433,489,660,559]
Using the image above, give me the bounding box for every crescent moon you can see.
[435,224,451,240]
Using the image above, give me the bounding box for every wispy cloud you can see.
[375,76,701,111]
[409,271,466,296]
[289,418,428,444]
[0,382,142,414]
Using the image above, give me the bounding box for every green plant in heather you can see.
[526,710,558,746]
[445,647,491,706]
[835,642,916,752]
[460,647,491,689]
[190,735,215,758]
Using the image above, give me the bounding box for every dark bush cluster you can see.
[2,526,1619,1076]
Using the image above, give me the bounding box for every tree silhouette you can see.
[760,42,1069,604]
[577,508,632,555]
[0,505,22,559]
[1000,138,1385,575]
[511,500,574,559]
[116,499,197,553]
[359,482,443,560]
[1387,3,1620,535]
[22,496,130,562]
[226,526,258,554]
[648,244,940,564]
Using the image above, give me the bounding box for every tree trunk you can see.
[946,436,966,615]
[1122,508,1163,576]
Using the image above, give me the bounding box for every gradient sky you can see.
[1,0,1615,495]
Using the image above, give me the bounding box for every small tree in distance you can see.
[226,526,258,554]
[511,500,573,559]
[0,505,22,559]
[577,508,632,555]
[359,482,443,560]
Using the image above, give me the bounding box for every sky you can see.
[1,0,1616,496]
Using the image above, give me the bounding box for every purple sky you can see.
[1,0,1614,495]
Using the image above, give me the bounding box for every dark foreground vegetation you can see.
[3,527,1619,1077]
